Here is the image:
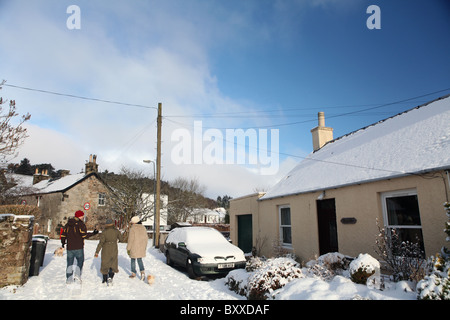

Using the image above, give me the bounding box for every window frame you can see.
[98,192,106,206]
[278,205,292,247]
[380,189,424,256]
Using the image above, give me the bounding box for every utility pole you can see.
[155,102,162,248]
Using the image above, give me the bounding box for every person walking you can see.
[61,210,98,283]
[94,218,123,285]
[127,216,148,280]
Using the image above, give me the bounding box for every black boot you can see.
[108,268,115,280]
[107,268,114,286]
[102,274,108,284]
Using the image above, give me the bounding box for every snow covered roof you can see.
[261,94,450,200]
[32,173,90,194]
[192,208,227,217]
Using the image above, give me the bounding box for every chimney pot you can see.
[85,154,99,175]
[318,112,325,127]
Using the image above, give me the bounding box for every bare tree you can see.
[167,177,207,224]
[0,80,31,167]
[102,166,155,226]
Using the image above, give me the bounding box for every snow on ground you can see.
[0,239,417,300]
[0,239,243,300]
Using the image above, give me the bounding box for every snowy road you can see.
[0,239,244,300]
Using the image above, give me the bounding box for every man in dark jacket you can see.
[61,210,98,283]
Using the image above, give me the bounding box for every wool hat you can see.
[75,210,84,218]
[131,216,140,224]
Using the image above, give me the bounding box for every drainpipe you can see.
[446,170,450,202]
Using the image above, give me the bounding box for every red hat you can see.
[75,210,84,218]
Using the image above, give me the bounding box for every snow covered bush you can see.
[245,256,266,272]
[349,253,380,285]
[225,269,250,297]
[305,252,348,281]
[374,219,426,282]
[247,257,304,300]
[416,255,450,300]
[416,202,450,300]
[226,256,303,300]
[443,201,450,257]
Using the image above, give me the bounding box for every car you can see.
[164,226,246,278]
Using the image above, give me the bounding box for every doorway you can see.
[317,199,339,255]
[237,214,253,254]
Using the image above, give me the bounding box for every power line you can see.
[164,87,450,129]
[3,83,157,110]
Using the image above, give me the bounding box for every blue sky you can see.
[0,0,449,198]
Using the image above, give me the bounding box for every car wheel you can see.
[166,252,174,267]
[186,259,197,279]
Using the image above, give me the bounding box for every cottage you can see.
[230,95,450,262]
[189,208,226,224]
[19,155,113,238]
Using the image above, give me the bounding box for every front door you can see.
[237,214,253,254]
[317,199,339,255]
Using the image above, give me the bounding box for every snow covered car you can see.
[164,226,246,278]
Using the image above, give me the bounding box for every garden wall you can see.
[0,214,34,287]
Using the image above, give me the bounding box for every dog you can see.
[147,274,155,285]
[54,247,64,257]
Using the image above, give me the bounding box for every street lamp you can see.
[143,160,157,247]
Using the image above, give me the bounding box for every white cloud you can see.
[1,0,304,198]
[13,124,86,173]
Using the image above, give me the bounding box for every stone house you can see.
[19,155,114,238]
[229,95,450,261]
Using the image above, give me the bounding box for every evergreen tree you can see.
[15,158,33,175]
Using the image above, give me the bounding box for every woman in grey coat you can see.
[95,218,123,285]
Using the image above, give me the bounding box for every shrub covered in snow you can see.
[226,256,303,300]
[245,256,266,272]
[416,202,450,300]
[305,252,348,281]
[349,253,380,285]
[374,219,426,282]
[225,269,250,297]
[416,255,450,300]
[247,257,304,300]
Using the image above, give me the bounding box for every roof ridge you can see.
[316,93,450,152]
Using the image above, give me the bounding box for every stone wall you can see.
[0,214,34,288]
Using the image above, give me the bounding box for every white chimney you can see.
[311,112,333,152]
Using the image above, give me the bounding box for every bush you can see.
[226,256,303,300]
[246,256,266,272]
[226,269,250,297]
[349,253,380,285]
[416,202,450,300]
[374,219,426,282]
[416,256,450,300]
[305,252,348,281]
[247,257,303,300]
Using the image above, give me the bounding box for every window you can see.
[381,189,425,256]
[279,206,292,246]
[98,193,106,206]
